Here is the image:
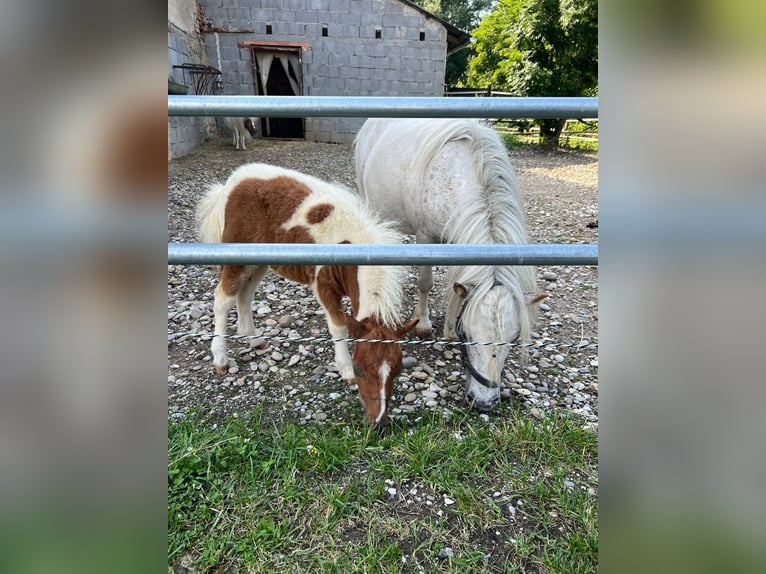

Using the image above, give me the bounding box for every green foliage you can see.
[466,0,525,89]
[410,0,493,86]
[467,0,598,145]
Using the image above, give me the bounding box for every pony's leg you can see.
[414,264,433,338]
[236,266,267,342]
[444,293,461,340]
[240,134,247,150]
[232,130,238,149]
[211,276,238,375]
[316,290,354,380]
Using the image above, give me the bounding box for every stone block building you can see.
[197,0,469,144]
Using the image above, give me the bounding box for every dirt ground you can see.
[167,136,598,428]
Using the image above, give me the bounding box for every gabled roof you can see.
[397,0,471,54]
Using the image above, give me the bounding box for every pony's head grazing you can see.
[346,316,419,426]
[452,279,546,411]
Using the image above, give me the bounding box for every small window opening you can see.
[419,31,425,41]
[266,23,273,35]
[375,28,381,39]
[322,25,328,37]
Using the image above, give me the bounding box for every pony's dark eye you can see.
[353,364,364,378]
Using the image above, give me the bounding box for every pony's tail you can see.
[196,182,228,243]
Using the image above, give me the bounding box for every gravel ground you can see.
[168,136,598,428]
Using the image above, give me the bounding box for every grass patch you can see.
[169,407,597,573]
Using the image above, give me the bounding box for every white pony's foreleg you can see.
[415,264,433,338]
[236,266,267,343]
[444,294,461,340]
[212,282,236,374]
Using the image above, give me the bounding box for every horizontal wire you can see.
[166,330,597,351]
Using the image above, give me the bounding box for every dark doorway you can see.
[252,49,304,139]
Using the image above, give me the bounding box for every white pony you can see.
[354,118,546,411]
[222,116,259,150]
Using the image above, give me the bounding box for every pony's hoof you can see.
[249,337,267,349]
[214,364,228,376]
[339,365,355,381]
[415,326,432,339]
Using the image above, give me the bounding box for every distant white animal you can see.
[222,117,259,150]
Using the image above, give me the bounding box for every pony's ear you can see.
[525,292,548,306]
[453,282,471,299]
[345,315,367,338]
[396,318,420,337]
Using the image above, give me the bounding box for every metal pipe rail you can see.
[168,243,598,267]
[168,95,598,119]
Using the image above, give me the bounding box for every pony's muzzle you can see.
[466,389,500,411]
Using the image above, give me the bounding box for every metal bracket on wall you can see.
[172,63,223,96]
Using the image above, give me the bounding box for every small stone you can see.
[443,497,455,506]
[401,356,418,369]
[425,400,438,407]
[256,305,271,315]
[387,487,397,498]
[328,392,342,400]
[316,412,327,422]
[404,393,417,403]
[271,351,283,361]
[410,371,429,381]
[288,354,301,367]
[228,366,239,375]
[542,271,558,281]
[278,314,293,328]
[438,547,454,560]
[421,390,437,399]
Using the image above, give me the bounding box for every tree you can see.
[467,0,598,145]
[410,0,493,86]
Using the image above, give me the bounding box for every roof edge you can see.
[397,0,471,54]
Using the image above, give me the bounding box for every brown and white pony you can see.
[196,163,418,425]
[222,116,259,150]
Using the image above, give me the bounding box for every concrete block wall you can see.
[168,12,217,159]
[200,0,449,143]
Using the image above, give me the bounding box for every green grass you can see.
[169,407,597,573]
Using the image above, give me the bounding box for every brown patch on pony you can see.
[306,203,334,224]
[221,175,317,290]
[220,265,248,297]
[222,176,312,244]
[316,265,360,320]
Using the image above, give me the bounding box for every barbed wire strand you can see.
[167,330,597,352]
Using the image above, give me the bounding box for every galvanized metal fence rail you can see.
[167,243,597,266]
[168,95,598,267]
[168,95,597,119]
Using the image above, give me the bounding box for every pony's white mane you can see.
[409,120,538,346]
[197,162,405,327]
